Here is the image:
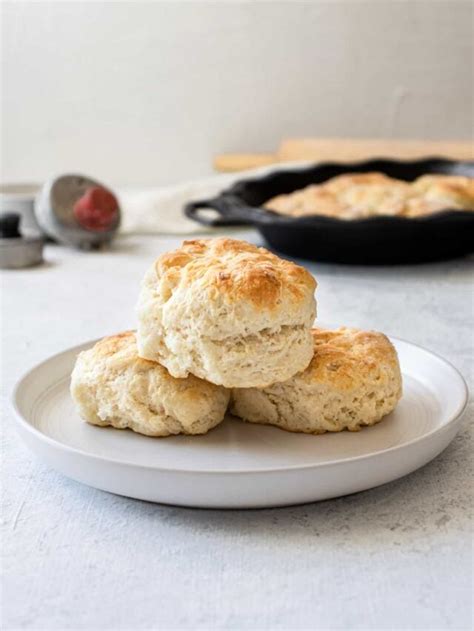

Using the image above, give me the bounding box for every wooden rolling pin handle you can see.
[213,153,278,173]
[214,139,473,172]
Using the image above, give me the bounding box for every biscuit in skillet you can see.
[264,172,474,219]
[406,174,474,216]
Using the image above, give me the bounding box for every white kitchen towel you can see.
[118,162,309,235]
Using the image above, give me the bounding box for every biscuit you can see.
[408,174,474,215]
[70,331,230,437]
[136,238,317,388]
[264,186,345,218]
[323,171,405,194]
[331,174,410,218]
[231,327,402,433]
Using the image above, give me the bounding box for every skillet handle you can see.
[184,195,260,227]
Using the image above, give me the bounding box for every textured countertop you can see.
[1,231,472,630]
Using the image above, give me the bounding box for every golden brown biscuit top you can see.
[262,187,344,218]
[302,327,400,390]
[89,330,157,369]
[412,175,474,210]
[153,238,316,309]
[324,172,404,194]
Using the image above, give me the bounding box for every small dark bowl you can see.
[185,158,474,264]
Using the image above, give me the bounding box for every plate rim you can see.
[11,334,469,475]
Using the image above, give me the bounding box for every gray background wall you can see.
[1,0,473,187]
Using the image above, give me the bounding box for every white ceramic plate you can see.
[12,336,467,509]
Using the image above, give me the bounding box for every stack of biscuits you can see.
[71,238,402,437]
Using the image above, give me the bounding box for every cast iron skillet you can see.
[184,158,474,264]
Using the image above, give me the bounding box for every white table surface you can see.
[1,230,473,631]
